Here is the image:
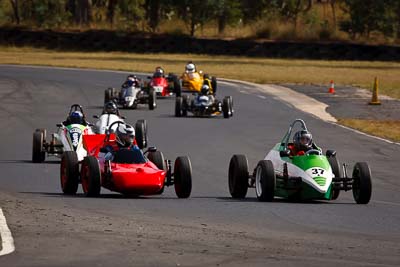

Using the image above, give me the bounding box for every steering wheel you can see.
[305,149,322,156]
[105,120,125,142]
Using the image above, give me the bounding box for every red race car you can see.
[146,67,181,97]
[60,121,192,198]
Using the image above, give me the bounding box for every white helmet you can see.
[185,63,196,73]
[116,124,135,147]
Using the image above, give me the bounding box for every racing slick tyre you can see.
[255,160,276,202]
[32,129,46,163]
[352,162,372,204]
[327,154,341,200]
[60,151,79,195]
[222,97,231,119]
[227,96,234,116]
[228,155,249,199]
[149,88,157,110]
[148,151,166,171]
[81,156,101,197]
[148,151,166,194]
[173,76,182,97]
[111,87,118,98]
[174,156,192,198]
[135,120,147,149]
[182,95,189,117]
[211,76,217,95]
[175,96,183,117]
[104,88,112,104]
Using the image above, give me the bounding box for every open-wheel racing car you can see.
[60,121,192,198]
[228,119,372,204]
[105,75,156,110]
[176,62,217,95]
[145,67,181,98]
[92,101,148,149]
[175,85,233,118]
[32,104,93,163]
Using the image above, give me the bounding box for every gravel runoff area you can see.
[284,84,400,121]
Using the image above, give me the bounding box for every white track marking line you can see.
[257,95,267,99]
[0,208,15,256]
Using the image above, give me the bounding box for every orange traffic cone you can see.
[328,80,335,94]
[369,77,381,105]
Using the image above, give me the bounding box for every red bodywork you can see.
[82,134,165,195]
[150,76,171,97]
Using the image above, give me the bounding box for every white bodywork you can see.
[53,123,93,161]
[94,114,124,134]
[121,86,141,108]
[264,149,334,194]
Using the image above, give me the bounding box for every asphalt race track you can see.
[0,65,399,267]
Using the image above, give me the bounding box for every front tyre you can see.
[327,154,341,200]
[175,96,183,117]
[32,130,46,163]
[149,88,156,110]
[228,155,249,199]
[174,156,192,198]
[60,151,79,195]
[352,162,372,204]
[255,160,275,202]
[148,151,166,171]
[81,156,101,197]
[222,97,230,119]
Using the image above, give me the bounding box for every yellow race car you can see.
[179,71,217,95]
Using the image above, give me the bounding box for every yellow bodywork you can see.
[181,71,213,93]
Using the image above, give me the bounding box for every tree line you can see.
[3,0,400,40]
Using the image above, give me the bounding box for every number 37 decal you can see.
[306,167,326,177]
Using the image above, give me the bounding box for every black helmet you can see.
[69,111,84,124]
[104,101,118,114]
[293,130,313,151]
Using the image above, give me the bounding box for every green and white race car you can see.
[228,119,372,204]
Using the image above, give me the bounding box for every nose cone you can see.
[111,163,165,195]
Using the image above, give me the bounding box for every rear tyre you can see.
[255,160,275,202]
[327,154,341,200]
[222,97,230,119]
[60,151,79,195]
[104,88,112,104]
[149,88,156,110]
[211,76,217,95]
[227,96,234,116]
[228,155,249,199]
[81,156,101,197]
[135,120,147,149]
[173,76,182,97]
[174,156,192,198]
[148,151,166,194]
[148,151,166,171]
[175,96,183,117]
[352,162,372,204]
[32,130,46,163]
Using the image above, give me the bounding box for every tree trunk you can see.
[330,0,337,32]
[217,9,226,35]
[76,0,92,26]
[147,0,161,32]
[9,0,20,25]
[107,0,117,26]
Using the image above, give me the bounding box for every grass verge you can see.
[1,46,400,99]
[338,119,400,142]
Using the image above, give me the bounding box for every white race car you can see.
[32,104,93,163]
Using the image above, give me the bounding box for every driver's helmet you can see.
[116,124,135,148]
[104,101,118,114]
[201,84,210,95]
[155,67,164,75]
[185,63,196,73]
[293,130,313,151]
[69,111,84,124]
[126,75,139,87]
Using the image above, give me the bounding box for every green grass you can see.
[1,46,400,99]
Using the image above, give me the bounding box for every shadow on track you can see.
[0,159,60,164]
